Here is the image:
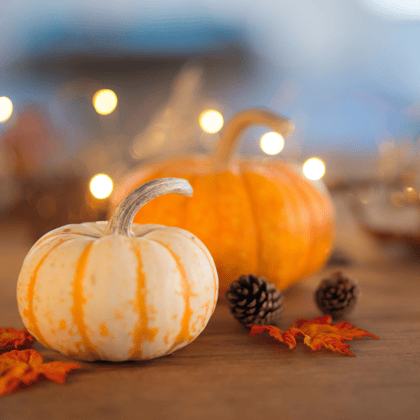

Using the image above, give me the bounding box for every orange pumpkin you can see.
[113,109,335,295]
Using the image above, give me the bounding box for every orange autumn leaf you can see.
[0,349,80,396]
[0,328,34,353]
[248,325,285,343]
[290,315,380,356]
[248,315,379,357]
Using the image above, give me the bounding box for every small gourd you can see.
[17,178,218,361]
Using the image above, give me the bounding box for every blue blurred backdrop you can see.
[1,0,420,181]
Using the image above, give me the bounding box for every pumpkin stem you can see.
[102,178,193,237]
[212,108,295,167]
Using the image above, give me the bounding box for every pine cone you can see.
[225,274,284,326]
[315,271,360,320]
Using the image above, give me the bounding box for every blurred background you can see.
[2,0,420,262]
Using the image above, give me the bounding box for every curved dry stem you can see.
[102,178,193,237]
[212,108,295,168]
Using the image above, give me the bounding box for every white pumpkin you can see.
[17,178,218,361]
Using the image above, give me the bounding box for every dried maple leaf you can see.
[248,315,379,357]
[0,328,34,353]
[0,349,80,396]
[249,325,285,342]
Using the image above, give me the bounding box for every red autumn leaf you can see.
[0,328,34,353]
[0,349,80,396]
[248,315,379,357]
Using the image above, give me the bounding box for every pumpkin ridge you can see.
[66,232,100,239]
[166,229,219,313]
[81,222,107,233]
[22,238,71,348]
[71,241,97,357]
[282,166,318,281]
[240,170,261,277]
[285,178,312,281]
[128,240,159,358]
[33,230,101,250]
[267,164,312,283]
[148,238,195,352]
[280,164,334,279]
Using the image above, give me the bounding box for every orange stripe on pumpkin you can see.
[100,323,109,337]
[23,239,69,348]
[129,242,158,357]
[150,238,195,352]
[71,241,97,356]
[175,231,218,312]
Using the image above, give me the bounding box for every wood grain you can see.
[1,221,420,420]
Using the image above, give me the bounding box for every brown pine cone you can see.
[225,274,284,326]
[315,271,360,320]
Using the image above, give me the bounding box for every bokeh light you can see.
[0,97,13,122]
[303,157,326,180]
[260,132,285,155]
[92,89,118,115]
[199,110,224,133]
[89,174,113,199]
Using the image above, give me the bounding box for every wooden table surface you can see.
[1,216,420,420]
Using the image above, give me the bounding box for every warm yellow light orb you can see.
[89,174,113,199]
[199,110,224,133]
[0,97,13,122]
[303,157,326,180]
[93,89,118,115]
[260,132,285,155]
